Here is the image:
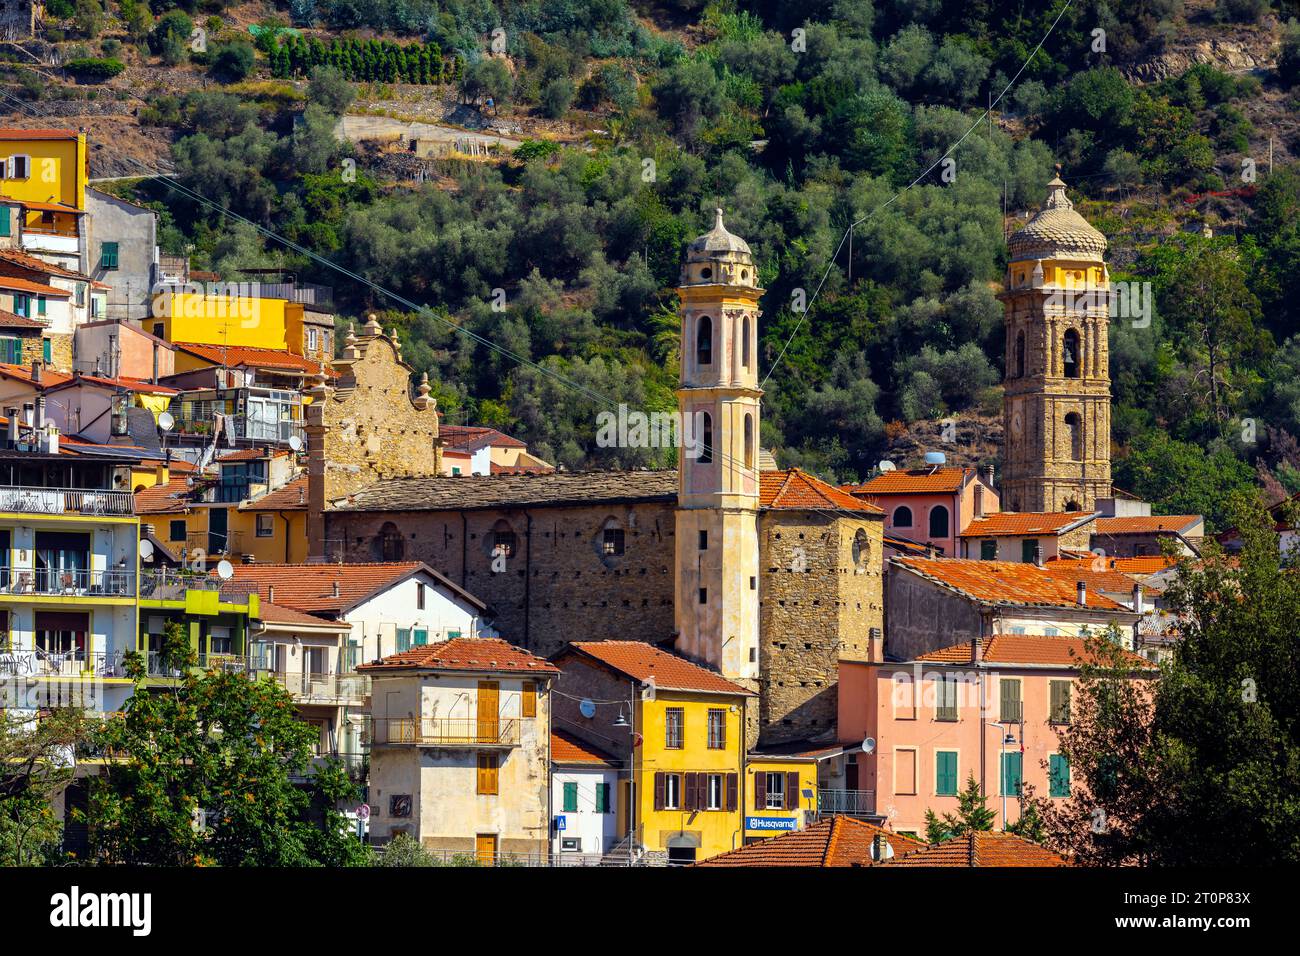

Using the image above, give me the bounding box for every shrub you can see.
[210,41,255,83]
[64,57,125,82]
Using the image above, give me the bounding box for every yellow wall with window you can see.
[634,691,749,861]
[154,293,290,351]
[0,133,86,209]
[228,507,308,564]
[743,757,818,840]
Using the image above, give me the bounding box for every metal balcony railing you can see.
[0,485,134,516]
[0,567,135,598]
[186,530,246,556]
[817,789,877,816]
[0,648,127,679]
[372,717,519,747]
[139,569,256,603]
[143,650,251,678]
[264,671,370,702]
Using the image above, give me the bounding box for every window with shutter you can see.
[683,772,697,812]
[980,539,997,560]
[101,241,119,270]
[936,751,958,795]
[521,681,537,717]
[936,675,958,721]
[706,774,723,810]
[1001,752,1022,797]
[1021,538,1038,563]
[725,773,738,811]
[0,208,9,237]
[396,628,411,653]
[785,771,800,810]
[764,772,785,810]
[654,772,665,811]
[664,773,681,810]
[1049,754,1070,797]
[476,752,499,795]
[1049,680,1071,724]
[563,781,577,812]
[1000,679,1022,723]
[753,770,767,810]
[595,782,609,813]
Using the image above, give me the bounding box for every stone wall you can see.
[885,567,985,661]
[325,501,678,660]
[757,511,884,747]
[44,333,73,373]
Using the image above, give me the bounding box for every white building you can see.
[551,729,620,861]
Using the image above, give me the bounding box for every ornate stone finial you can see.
[413,371,433,411]
[345,322,357,347]
[713,207,725,230]
[306,368,330,399]
[363,312,382,336]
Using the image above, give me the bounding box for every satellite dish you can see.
[139,539,155,562]
[877,460,896,472]
[288,435,303,452]
[861,737,876,754]
[924,451,947,466]
[216,559,234,580]
[157,411,175,432]
[579,698,596,719]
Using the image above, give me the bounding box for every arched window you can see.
[696,315,712,366]
[377,522,404,561]
[928,505,950,539]
[1065,412,1082,461]
[600,518,625,557]
[490,519,517,559]
[1015,331,1026,378]
[743,413,754,469]
[1064,499,1082,513]
[699,412,713,464]
[852,528,870,568]
[1062,329,1080,378]
[742,316,751,369]
[893,506,913,528]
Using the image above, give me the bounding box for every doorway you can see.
[208,507,228,555]
[475,833,497,866]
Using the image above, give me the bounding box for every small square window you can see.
[698,530,708,550]
[698,587,707,605]
[169,519,186,542]
[602,528,624,556]
[255,513,274,537]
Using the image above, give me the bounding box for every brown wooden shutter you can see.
[521,681,537,718]
[754,770,767,809]
[726,773,738,811]
[786,771,800,810]
[654,772,665,811]
[683,772,696,811]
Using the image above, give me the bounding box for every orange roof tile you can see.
[45,374,179,396]
[1040,561,1143,593]
[1095,515,1201,535]
[913,634,1154,668]
[172,342,333,376]
[360,637,558,675]
[133,476,196,514]
[760,468,883,513]
[696,817,926,867]
[551,729,619,766]
[882,831,1069,867]
[439,424,528,452]
[256,602,349,629]
[0,275,71,296]
[0,363,72,387]
[240,476,308,512]
[560,641,755,696]
[845,467,971,495]
[230,561,485,614]
[893,557,1130,611]
[0,248,92,280]
[19,200,84,215]
[0,129,81,140]
[960,512,1093,537]
[0,309,45,329]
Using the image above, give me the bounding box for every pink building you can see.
[845,466,999,557]
[838,634,1154,837]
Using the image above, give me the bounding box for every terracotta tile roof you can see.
[0,309,45,329]
[884,534,932,556]
[173,342,333,376]
[0,129,81,140]
[912,634,1154,668]
[1040,561,1143,593]
[240,476,308,512]
[696,817,926,867]
[881,831,1069,867]
[0,363,72,387]
[256,602,348,629]
[335,469,677,512]
[45,374,179,396]
[560,641,755,696]
[760,468,884,513]
[844,467,971,495]
[439,424,528,452]
[551,729,619,767]
[133,476,196,514]
[0,275,71,297]
[230,561,486,614]
[0,248,92,280]
[960,512,1094,537]
[216,448,271,463]
[360,637,558,675]
[1108,556,1180,574]
[893,557,1130,611]
[1094,515,1201,535]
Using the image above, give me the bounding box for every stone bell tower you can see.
[673,209,762,682]
[1000,170,1113,513]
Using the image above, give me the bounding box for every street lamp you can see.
[988,720,1019,830]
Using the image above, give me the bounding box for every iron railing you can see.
[0,648,126,679]
[138,568,257,603]
[0,567,135,597]
[817,789,877,816]
[264,671,370,702]
[143,650,250,678]
[372,717,519,747]
[371,846,656,867]
[0,485,134,516]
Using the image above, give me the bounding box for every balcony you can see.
[264,671,370,704]
[372,717,519,748]
[143,650,253,678]
[817,789,877,817]
[139,568,256,603]
[0,567,135,598]
[0,485,134,517]
[0,648,127,679]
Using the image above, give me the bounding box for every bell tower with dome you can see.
[673,209,762,683]
[1000,170,1113,513]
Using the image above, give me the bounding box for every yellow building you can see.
[552,640,754,864]
[151,292,298,352]
[0,129,87,211]
[743,751,820,843]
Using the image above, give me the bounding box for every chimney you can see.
[267,584,275,604]
[974,484,985,519]
[155,462,169,485]
[872,833,889,862]
[31,361,41,385]
[5,407,17,445]
[1076,580,1087,606]
[868,626,883,663]
[22,402,33,428]
[1132,583,1143,614]
[984,464,995,490]
[1034,543,1044,568]
[34,396,45,430]
[332,580,340,598]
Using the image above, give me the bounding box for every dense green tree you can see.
[1,709,90,865]
[924,774,997,843]
[1114,432,1257,532]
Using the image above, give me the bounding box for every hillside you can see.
[5,0,1300,531]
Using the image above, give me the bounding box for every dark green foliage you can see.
[210,41,256,84]
[64,57,125,81]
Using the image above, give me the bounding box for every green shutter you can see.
[1049,755,1070,797]
[563,781,577,813]
[42,338,51,364]
[413,628,428,646]
[0,338,19,364]
[595,782,608,813]
[936,751,957,795]
[101,241,118,270]
[396,628,411,653]
[36,296,45,316]
[0,208,9,237]
[981,539,997,560]
[1002,752,1023,797]
[1000,679,1022,723]
[1021,538,1037,562]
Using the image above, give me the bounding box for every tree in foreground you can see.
[924,774,997,843]
[0,708,90,865]
[84,623,366,866]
